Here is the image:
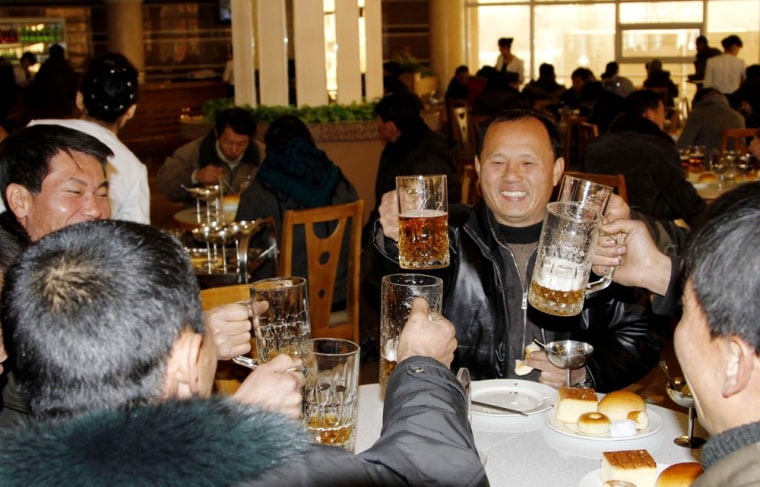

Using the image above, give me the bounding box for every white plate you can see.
[545,409,663,441]
[471,379,556,416]
[579,463,670,487]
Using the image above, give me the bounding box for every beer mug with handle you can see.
[396,174,449,269]
[558,174,616,289]
[528,202,612,317]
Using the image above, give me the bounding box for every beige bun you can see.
[597,391,646,423]
[577,412,610,435]
[697,172,717,183]
[627,410,649,430]
[656,462,703,487]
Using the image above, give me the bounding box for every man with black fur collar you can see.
[0,220,486,486]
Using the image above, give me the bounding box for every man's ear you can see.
[552,156,565,186]
[124,104,137,121]
[75,91,85,112]
[6,183,32,218]
[164,329,203,400]
[722,336,755,397]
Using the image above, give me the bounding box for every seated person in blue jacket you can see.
[373,108,668,392]
[0,220,486,486]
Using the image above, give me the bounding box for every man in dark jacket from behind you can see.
[0,220,486,486]
[584,90,707,226]
[374,109,668,392]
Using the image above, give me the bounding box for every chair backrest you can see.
[279,200,364,343]
[721,128,757,153]
[449,103,474,159]
[200,283,250,311]
[563,117,598,169]
[564,171,629,204]
[461,164,481,206]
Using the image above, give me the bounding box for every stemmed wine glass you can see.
[666,376,706,448]
[709,149,727,189]
[544,340,594,387]
[736,152,754,181]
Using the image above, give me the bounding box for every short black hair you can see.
[374,92,423,133]
[721,35,743,49]
[477,109,561,159]
[80,52,139,123]
[264,114,314,154]
[538,63,555,79]
[602,61,619,79]
[0,125,113,210]
[571,67,594,82]
[215,107,256,137]
[498,37,514,48]
[695,35,708,45]
[455,65,469,76]
[19,52,36,64]
[1,220,204,421]
[625,89,664,118]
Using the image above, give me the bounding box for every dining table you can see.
[355,382,706,486]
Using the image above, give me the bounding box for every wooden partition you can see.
[120,80,229,162]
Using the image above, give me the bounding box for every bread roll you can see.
[697,172,717,183]
[514,343,541,376]
[628,410,649,430]
[597,391,646,423]
[577,412,610,435]
[656,462,703,487]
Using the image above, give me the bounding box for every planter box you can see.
[400,72,439,97]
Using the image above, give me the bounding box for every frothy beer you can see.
[398,209,449,269]
[528,258,586,316]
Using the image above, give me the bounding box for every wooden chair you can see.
[449,102,474,161]
[460,164,481,206]
[721,128,757,153]
[279,200,364,343]
[563,117,598,169]
[564,171,628,204]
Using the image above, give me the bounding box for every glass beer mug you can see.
[528,202,612,316]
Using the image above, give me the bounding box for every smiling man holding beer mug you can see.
[374,109,668,392]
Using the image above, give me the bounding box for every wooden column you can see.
[429,0,466,94]
[231,0,257,107]
[293,0,328,106]
[104,0,145,80]
[363,0,383,101]
[335,0,362,103]
[255,0,289,105]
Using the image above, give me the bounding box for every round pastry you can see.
[627,410,649,430]
[697,172,717,183]
[577,412,610,435]
[597,391,646,423]
[656,462,704,487]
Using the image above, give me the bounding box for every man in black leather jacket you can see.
[374,109,668,392]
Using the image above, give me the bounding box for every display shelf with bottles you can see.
[0,18,65,64]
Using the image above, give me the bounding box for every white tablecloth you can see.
[356,383,704,486]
